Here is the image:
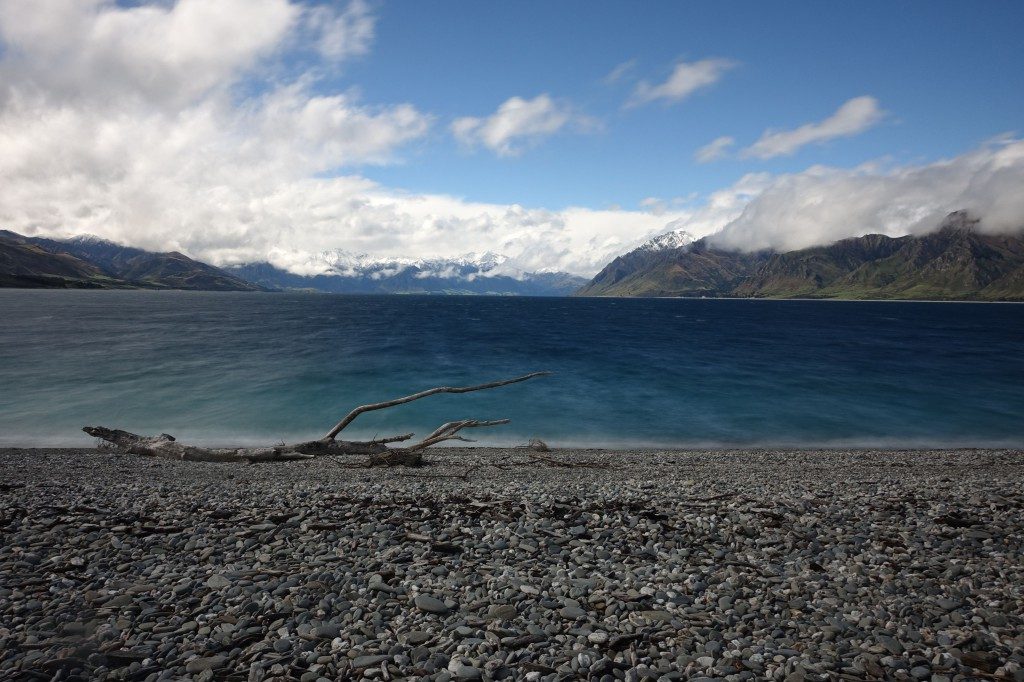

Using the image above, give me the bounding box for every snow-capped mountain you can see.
[635,229,696,253]
[65,233,122,247]
[226,251,587,296]
[308,250,514,280]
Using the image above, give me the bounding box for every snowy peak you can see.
[635,230,696,253]
[226,250,587,296]
[65,234,122,247]
[307,250,516,280]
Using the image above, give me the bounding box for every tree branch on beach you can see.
[322,372,549,439]
[84,371,550,466]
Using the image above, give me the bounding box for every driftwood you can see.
[84,372,549,467]
[82,427,386,463]
[323,372,549,439]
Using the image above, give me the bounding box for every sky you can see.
[0,0,1022,276]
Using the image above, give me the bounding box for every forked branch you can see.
[403,419,510,451]
[323,371,550,440]
[86,372,551,467]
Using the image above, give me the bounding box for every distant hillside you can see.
[226,253,587,296]
[577,213,1024,301]
[0,232,116,288]
[0,229,585,295]
[0,231,261,291]
[577,231,769,298]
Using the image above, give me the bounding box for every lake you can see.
[1,290,1022,448]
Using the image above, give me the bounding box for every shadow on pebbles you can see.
[1,447,1023,681]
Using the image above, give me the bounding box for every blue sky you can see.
[2,0,1023,274]
[344,1,1024,208]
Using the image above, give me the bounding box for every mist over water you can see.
[1,290,1022,449]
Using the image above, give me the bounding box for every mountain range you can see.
[225,252,586,296]
[0,230,585,295]
[0,230,260,291]
[577,212,1024,301]
[6,211,1024,300]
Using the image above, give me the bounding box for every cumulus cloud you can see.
[172,181,696,278]
[6,3,1018,280]
[694,135,735,163]
[654,173,773,239]
[306,0,375,61]
[0,2,693,277]
[0,0,300,111]
[628,58,735,108]
[708,138,1024,252]
[451,94,596,157]
[741,96,884,159]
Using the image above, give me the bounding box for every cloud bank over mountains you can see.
[0,1,1021,278]
[707,137,1024,252]
[0,0,681,276]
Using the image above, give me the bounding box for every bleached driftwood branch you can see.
[84,371,550,467]
[82,427,315,463]
[323,371,549,440]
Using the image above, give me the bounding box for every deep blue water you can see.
[0,290,1022,448]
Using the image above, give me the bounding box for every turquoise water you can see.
[0,290,1022,448]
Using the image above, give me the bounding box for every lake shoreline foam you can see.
[2,447,1022,680]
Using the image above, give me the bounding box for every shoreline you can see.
[3,287,1024,303]
[2,447,1022,680]
[6,441,1024,452]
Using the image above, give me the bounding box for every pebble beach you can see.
[1,447,1022,681]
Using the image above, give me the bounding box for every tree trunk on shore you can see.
[84,371,549,466]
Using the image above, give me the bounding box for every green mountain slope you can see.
[576,239,769,297]
[0,232,122,288]
[577,213,1024,301]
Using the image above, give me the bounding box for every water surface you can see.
[1,290,1021,448]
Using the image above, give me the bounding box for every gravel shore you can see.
[1,447,1023,681]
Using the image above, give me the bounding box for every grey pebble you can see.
[2,447,1022,682]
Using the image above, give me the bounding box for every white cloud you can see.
[708,138,1024,251]
[639,197,667,215]
[0,0,300,110]
[603,59,636,85]
[451,94,596,157]
[694,135,735,163]
[4,2,1019,281]
[628,58,735,108]
[251,85,431,169]
[306,0,375,61]
[654,173,773,240]
[0,2,692,278]
[742,96,884,159]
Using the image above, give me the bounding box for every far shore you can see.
[2,286,1023,303]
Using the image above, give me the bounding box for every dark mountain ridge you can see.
[577,238,771,298]
[577,213,1024,301]
[0,230,261,291]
